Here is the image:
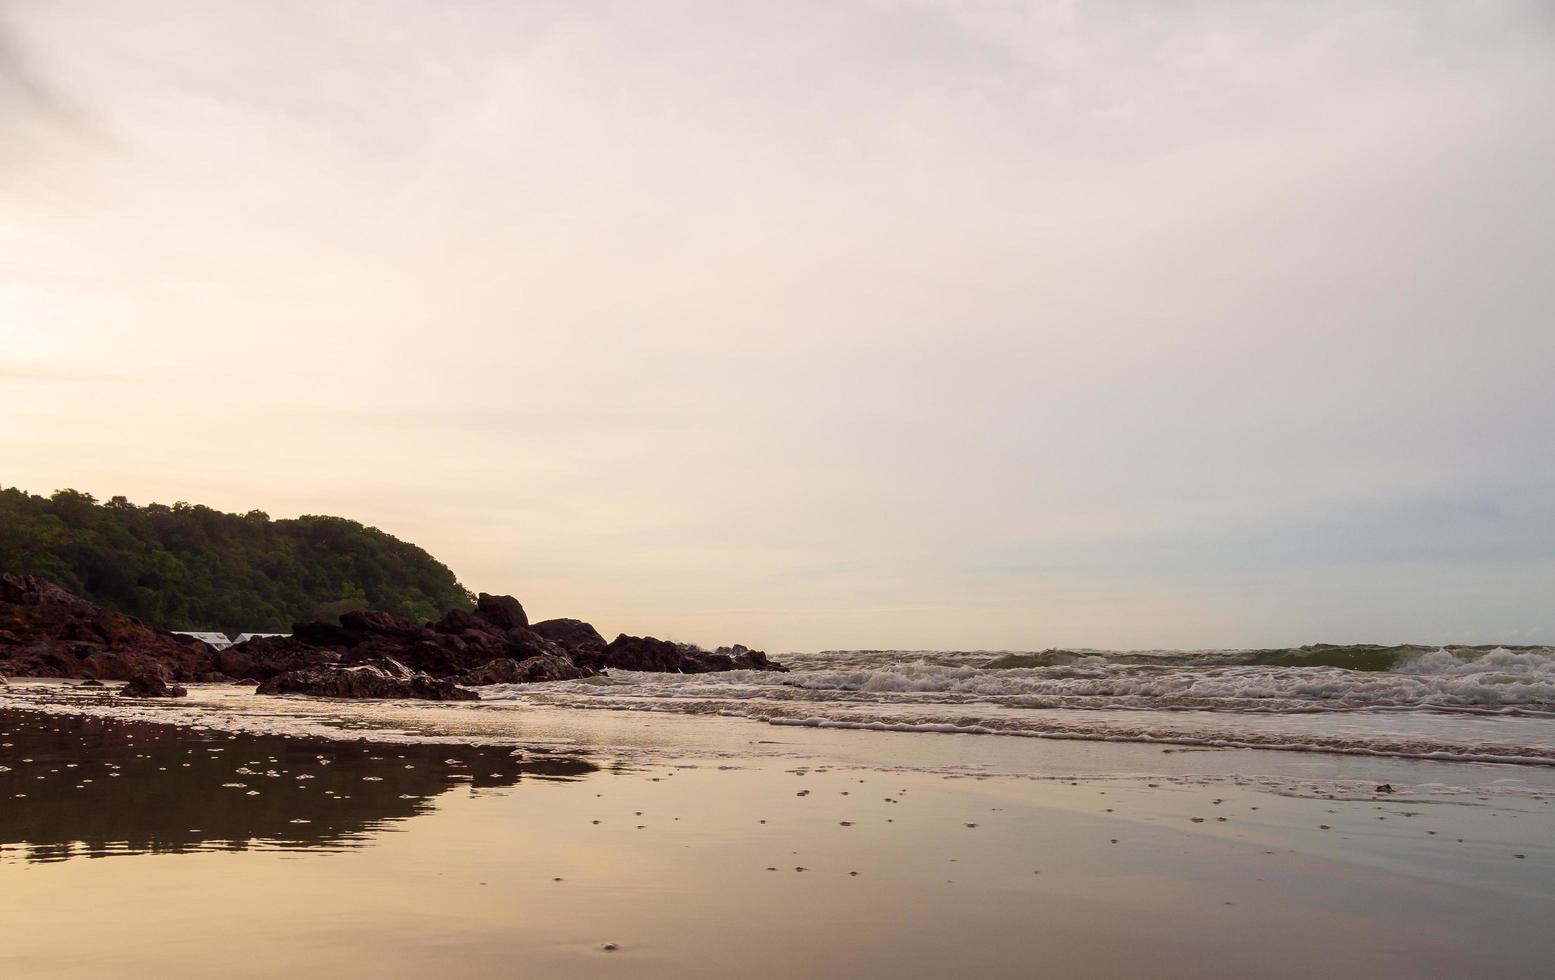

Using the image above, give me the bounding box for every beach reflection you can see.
[0,708,596,864]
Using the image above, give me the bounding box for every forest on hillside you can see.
[0,487,473,632]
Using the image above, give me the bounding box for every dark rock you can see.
[503,627,568,661]
[531,618,607,657]
[293,620,347,646]
[599,634,788,673]
[457,658,524,685]
[600,634,695,672]
[80,679,104,688]
[2,573,788,687]
[225,608,572,681]
[338,609,418,634]
[432,608,484,635]
[256,661,477,701]
[716,643,786,671]
[459,654,594,685]
[216,638,342,683]
[475,593,528,630]
[509,654,585,682]
[0,572,219,681]
[119,673,188,698]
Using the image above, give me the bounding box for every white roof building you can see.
[173,631,234,651]
[172,631,293,649]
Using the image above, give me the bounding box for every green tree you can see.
[0,485,474,631]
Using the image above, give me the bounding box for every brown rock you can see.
[0,573,218,681]
[1,573,787,686]
[432,608,484,635]
[338,609,419,635]
[475,593,528,630]
[459,654,594,685]
[600,634,692,672]
[256,661,477,701]
[716,644,786,672]
[530,618,608,657]
[216,638,342,682]
[598,634,787,673]
[119,672,188,698]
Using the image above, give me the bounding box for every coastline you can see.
[5,688,1555,978]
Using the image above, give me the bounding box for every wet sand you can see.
[3,697,1554,978]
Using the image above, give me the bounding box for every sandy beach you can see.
[4,683,1553,979]
[6,2,1553,976]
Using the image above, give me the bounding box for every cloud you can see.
[0,10,99,146]
[0,1,1552,647]
[0,364,133,383]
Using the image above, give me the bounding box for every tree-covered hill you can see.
[0,486,473,632]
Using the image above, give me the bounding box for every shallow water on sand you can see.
[3,701,1555,979]
[0,709,591,863]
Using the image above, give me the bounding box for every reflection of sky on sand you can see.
[2,708,1554,978]
[8,682,1555,798]
[0,708,596,864]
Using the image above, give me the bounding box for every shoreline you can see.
[7,680,1555,797]
[8,676,1555,773]
[5,700,1554,978]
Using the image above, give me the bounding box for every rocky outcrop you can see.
[2,572,787,693]
[716,644,786,672]
[256,660,477,701]
[595,634,690,672]
[475,593,528,630]
[596,635,787,673]
[530,618,608,657]
[224,599,574,684]
[458,654,594,685]
[119,672,188,698]
[215,641,342,683]
[0,573,217,681]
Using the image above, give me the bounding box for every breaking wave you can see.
[492,645,1555,713]
[10,644,1552,768]
[477,644,1555,765]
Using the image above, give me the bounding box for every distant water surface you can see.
[477,645,1555,766]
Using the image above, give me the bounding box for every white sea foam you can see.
[7,645,1555,767]
[470,646,1555,764]
[485,646,1555,713]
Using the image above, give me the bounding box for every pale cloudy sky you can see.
[2,1,1553,650]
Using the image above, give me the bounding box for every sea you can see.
[477,644,1555,766]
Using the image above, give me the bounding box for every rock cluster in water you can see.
[256,660,476,701]
[0,573,786,700]
[119,672,189,698]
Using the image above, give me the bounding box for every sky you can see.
[2,1,1553,651]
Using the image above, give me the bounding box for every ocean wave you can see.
[857,643,1555,673]
[12,642,1551,768]
[487,646,1555,713]
[467,643,1555,764]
